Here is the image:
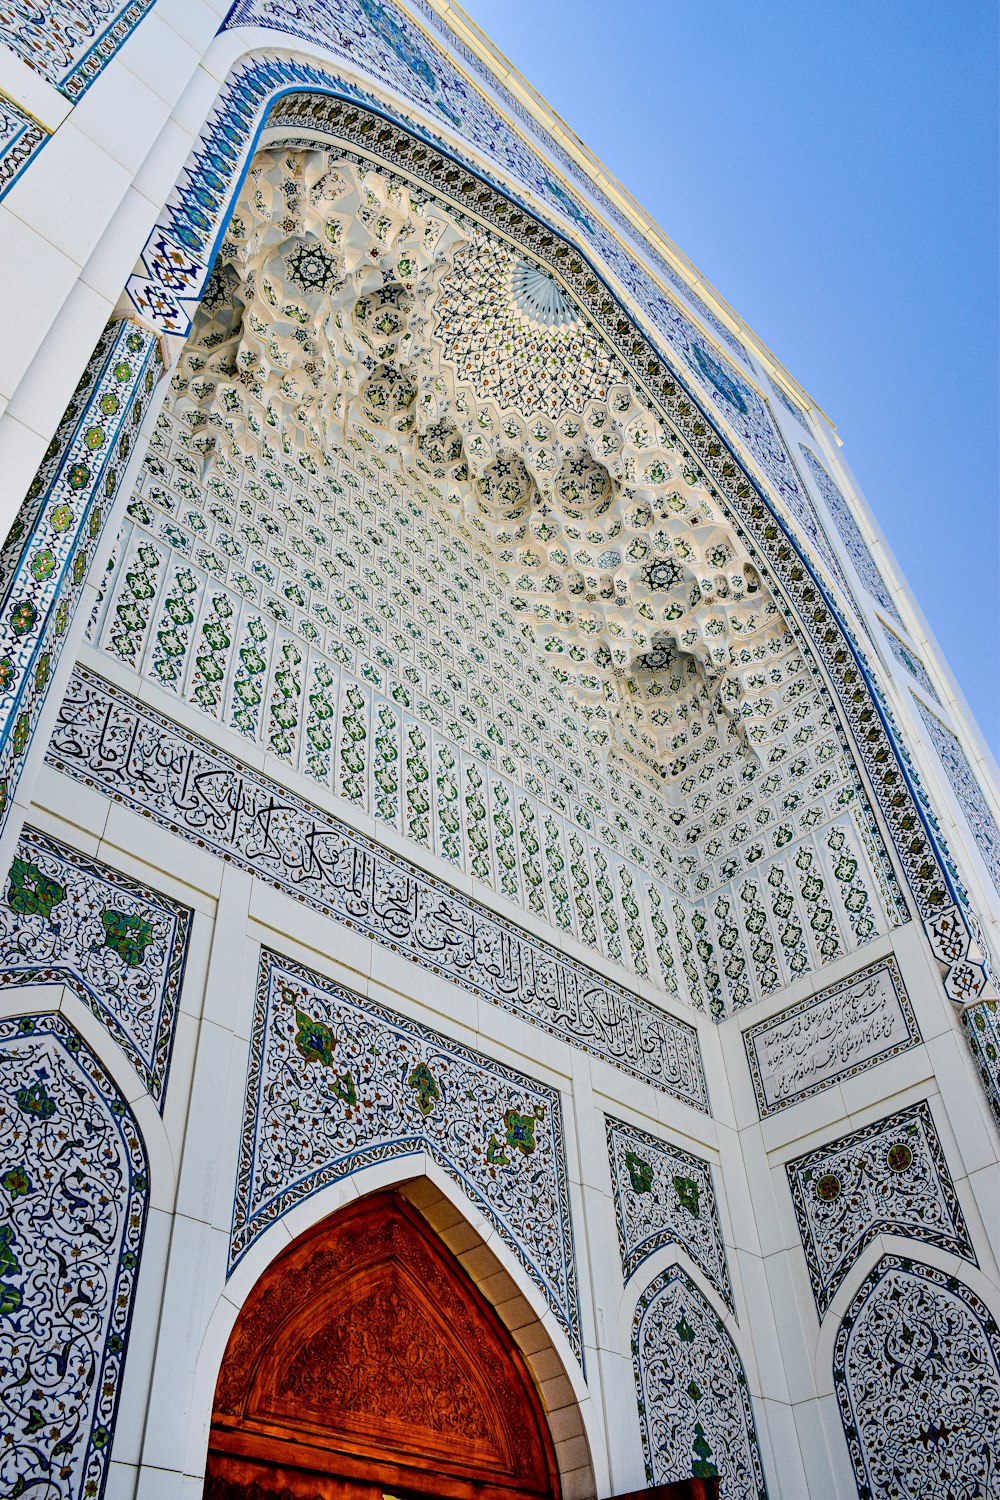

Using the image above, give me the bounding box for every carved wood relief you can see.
[206,1193,560,1500]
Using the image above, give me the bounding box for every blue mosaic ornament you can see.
[834,1257,1000,1500]
[0,0,158,98]
[963,999,1000,1133]
[606,1114,733,1312]
[913,693,1000,897]
[0,1012,148,1500]
[510,257,579,328]
[786,1100,975,1316]
[0,826,192,1106]
[0,319,162,844]
[798,445,903,626]
[766,375,809,432]
[232,947,582,1360]
[879,621,941,703]
[742,955,920,1117]
[632,1263,767,1498]
[0,92,48,202]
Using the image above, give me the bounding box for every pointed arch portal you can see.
[204,1192,561,1500]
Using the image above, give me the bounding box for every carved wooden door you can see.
[203,1193,561,1500]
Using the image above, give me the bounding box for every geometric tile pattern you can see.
[0,319,162,845]
[834,1257,1000,1500]
[46,665,710,1107]
[0,0,157,98]
[7,15,979,1098]
[786,1100,975,1316]
[0,826,192,1106]
[0,91,47,200]
[606,1114,733,1311]
[232,948,581,1359]
[94,363,887,1014]
[91,414,688,992]
[879,620,941,703]
[798,445,903,626]
[105,32,969,1051]
[766,376,809,432]
[90,392,888,1022]
[411,0,759,375]
[963,999,1000,1135]
[742,955,920,1117]
[126,74,961,1016]
[224,0,756,382]
[633,1264,768,1498]
[913,695,1000,897]
[0,1011,148,1500]
[109,139,895,1018]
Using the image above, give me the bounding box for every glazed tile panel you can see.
[91,376,888,1017]
[0,0,157,97]
[798,446,903,626]
[742,955,920,1117]
[963,999,1000,1134]
[0,320,161,841]
[0,91,47,199]
[0,827,192,1106]
[766,376,809,433]
[879,622,941,704]
[606,1113,733,1311]
[913,694,1000,897]
[834,1258,1000,1500]
[91,402,689,1000]
[233,948,581,1358]
[0,1012,148,1500]
[632,1264,767,1499]
[46,665,710,1107]
[786,1100,975,1316]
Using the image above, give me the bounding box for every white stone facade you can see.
[0,5,997,1500]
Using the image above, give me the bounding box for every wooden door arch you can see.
[204,1191,561,1500]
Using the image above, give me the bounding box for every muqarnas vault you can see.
[0,2,997,1499]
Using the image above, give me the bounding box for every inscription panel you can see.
[743,956,919,1116]
[46,666,709,1108]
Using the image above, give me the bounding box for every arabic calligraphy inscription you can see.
[743,957,919,1116]
[46,665,709,1108]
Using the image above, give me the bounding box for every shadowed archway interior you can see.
[204,1191,561,1500]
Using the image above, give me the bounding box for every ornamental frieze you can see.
[47,665,709,1108]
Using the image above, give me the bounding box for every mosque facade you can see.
[0,2,998,1497]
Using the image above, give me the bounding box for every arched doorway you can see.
[204,1192,561,1500]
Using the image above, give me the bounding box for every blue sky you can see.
[460,0,999,757]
